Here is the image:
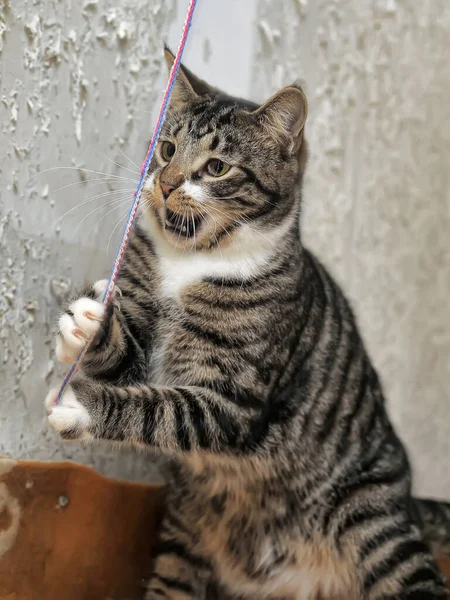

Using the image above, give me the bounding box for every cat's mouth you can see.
[164,208,202,239]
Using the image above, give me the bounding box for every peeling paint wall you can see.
[1,0,449,497]
[0,0,180,481]
[253,0,450,498]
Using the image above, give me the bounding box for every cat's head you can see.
[142,47,308,253]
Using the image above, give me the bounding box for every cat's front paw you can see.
[55,279,117,364]
[45,385,93,441]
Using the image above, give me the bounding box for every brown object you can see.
[439,558,450,586]
[0,458,449,600]
[0,458,165,600]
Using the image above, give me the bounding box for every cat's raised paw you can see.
[45,386,92,440]
[55,279,116,364]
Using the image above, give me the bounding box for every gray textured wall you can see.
[1,0,449,497]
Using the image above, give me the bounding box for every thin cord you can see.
[56,0,198,403]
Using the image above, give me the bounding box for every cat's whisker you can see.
[199,207,237,263]
[107,211,131,257]
[73,194,133,236]
[176,211,187,247]
[183,217,189,257]
[202,202,244,224]
[56,188,136,223]
[135,198,155,228]
[53,177,138,195]
[180,208,193,258]
[117,147,141,172]
[102,153,141,176]
[191,208,197,253]
[32,166,135,180]
[140,198,154,213]
[204,211,226,267]
[198,206,224,262]
[92,198,137,231]
[201,206,242,249]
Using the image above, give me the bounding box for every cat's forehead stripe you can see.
[166,94,257,144]
[209,135,219,151]
[171,122,183,137]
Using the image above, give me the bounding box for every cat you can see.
[45,48,450,599]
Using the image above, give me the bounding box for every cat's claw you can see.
[55,279,116,364]
[45,386,92,440]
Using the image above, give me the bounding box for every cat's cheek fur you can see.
[46,386,93,441]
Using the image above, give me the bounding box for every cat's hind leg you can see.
[357,523,448,599]
[145,509,212,600]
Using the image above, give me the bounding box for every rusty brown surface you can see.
[438,557,450,585]
[0,459,165,600]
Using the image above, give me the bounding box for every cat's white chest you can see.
[157,251,267,300]
[158,254,212,299]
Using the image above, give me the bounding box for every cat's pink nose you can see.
[160,175,184,200]
[161,182,176,199]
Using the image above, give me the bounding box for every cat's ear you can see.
[253,85,308,154]
[164,46,218,106]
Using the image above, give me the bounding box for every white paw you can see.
[55,281,109,363]
[45,386,92,440]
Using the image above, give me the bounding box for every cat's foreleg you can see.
[45,379,261,452]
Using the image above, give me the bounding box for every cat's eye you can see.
[161,141,176,161]
[206,159,231,177]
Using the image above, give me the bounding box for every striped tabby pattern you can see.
[46,49,450,599]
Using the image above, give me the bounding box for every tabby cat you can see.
[45,48,450,599]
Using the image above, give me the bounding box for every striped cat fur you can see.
[46,49,450,599]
